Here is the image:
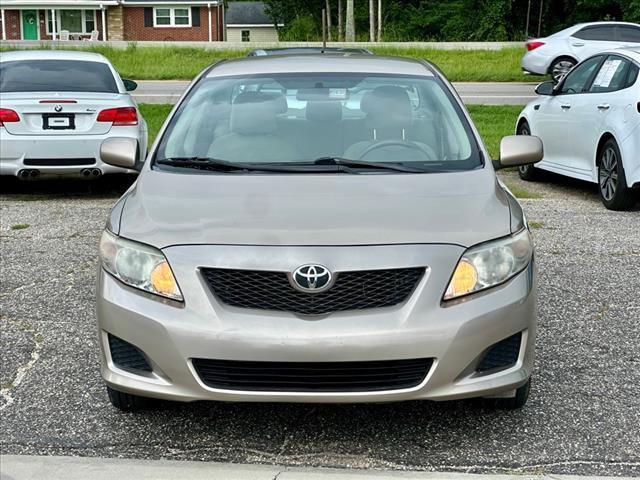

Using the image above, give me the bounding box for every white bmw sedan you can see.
[517,48,640,210]
[0,50,147,179]
[522,22,640,82]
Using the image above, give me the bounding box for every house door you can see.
[22,10,38,40]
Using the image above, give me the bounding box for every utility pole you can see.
[346,0,355,42]
[537,0,543,37]
[369,0,375,42]
[325,0,332,41]
[525,0,531,38]
[338,0,343,41]
[377,0,382,42]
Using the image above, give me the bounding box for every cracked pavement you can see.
[0,173,638,476]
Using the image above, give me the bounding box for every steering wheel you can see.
[357,140,437,161]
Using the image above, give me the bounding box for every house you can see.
[0,0,224,41]
[225,1,280,43]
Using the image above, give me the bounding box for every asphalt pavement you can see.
[132,81,539,105]
[1,172,638,476]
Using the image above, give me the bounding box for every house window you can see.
[153,7,191,27]
[241,30,250,42]
[46,10,97,34]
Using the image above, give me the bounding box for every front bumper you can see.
[0,130,140,176]
[96,244,537,403]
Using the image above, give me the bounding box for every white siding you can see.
[226,26,278,42]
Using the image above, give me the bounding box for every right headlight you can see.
[99,230,183,302]
[444,228,533,301]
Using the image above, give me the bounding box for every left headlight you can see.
[99,230,183,301]
[444,228,533,301]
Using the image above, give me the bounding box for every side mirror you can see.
[495,135,543,169]
[100,137,138,169]
[122,79,138,92]
[535,80,555,96]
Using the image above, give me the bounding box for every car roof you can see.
[549,21,640,37]
[607,47,640,63]
[248,47,373,56]
[207,54,434,78]
[0,49,110,63]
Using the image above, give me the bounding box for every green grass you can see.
[140,103,524,157]
[466,105,523,159]
[1,45,544,82]
[528,220,545,229]
[10,223,30,230]
[504,183,543,199]
[139,104,174,146]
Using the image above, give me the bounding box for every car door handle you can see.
[561,104,571,110]
[597,104,610,111]
[572,42,585,47]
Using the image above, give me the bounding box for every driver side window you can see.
[559,55,604,95]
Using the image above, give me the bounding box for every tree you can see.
[377,0,382,41]
[325,0,333,41]
[338,0,344,40]
[369,0,375,41]
[346,0,355,41]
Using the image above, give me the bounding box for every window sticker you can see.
[592,59,623,88]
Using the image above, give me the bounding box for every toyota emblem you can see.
[290,264,333,293]
[54,105,63,112]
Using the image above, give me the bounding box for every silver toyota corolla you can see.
[0,50,146,179]
[96,55,543,411]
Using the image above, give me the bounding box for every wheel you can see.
[549,57,576,83]
[107,386,154,412]
[598,138,636,211]
[516,121,539,181]
[488,378,531,410]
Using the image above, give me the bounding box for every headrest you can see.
[306,101,342,122]
[230,91,287,135]
[361,86,412,129]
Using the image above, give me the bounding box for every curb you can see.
[0,455,634,480]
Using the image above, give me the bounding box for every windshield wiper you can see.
[156,157,359,174]
[313,157,427,173]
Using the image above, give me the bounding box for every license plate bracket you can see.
[42,113,75,130]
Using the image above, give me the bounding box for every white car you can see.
[522,22,640,82]
[517,48,640,210]
[0,50,147,179]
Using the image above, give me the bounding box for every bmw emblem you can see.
[54,104,63,112]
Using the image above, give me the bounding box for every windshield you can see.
[155,73,481,172]
[0,60,118,93]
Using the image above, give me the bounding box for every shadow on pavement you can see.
[0,174,137,200]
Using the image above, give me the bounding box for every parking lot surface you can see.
[1,173,638,476]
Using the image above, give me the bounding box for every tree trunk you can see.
[325,0,332,41]
[338,0,343,41]
[346,0,355,42]
[377,0,382,41]
[369,0,375,42]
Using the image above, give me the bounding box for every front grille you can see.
[192,358,433,392]
[24,158,96,166]
[477,332,522,373]
[201,267,424,315]
[108,334,152,373]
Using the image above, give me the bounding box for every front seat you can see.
[344,86,433,161]
[207,91,298,163]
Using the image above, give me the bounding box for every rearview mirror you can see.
[535,80,555,96]
[100,137,138,169]
[495,135,543,168]
[123,79,138,92]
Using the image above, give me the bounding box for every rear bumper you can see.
[621,123,640,188]
[0,129,141,176]
[96,243,538,404]
[521,51,552,76]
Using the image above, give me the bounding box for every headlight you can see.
[99,230,183,301]
[444,229,533,301]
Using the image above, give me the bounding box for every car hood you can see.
[118,168,513,249]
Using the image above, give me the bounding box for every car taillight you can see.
[0,108,20,126]
[97,107,138,126]
[526,41,545,51]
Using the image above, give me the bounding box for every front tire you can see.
[598,139,635,211]
[107,386,154,412]
[517,121,539,181]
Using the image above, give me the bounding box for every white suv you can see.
[522,22,640,82]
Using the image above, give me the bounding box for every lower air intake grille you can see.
[477,332,522,373]
[192,358,434,392]
[108,334,152,373]
[201,267,425,315]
